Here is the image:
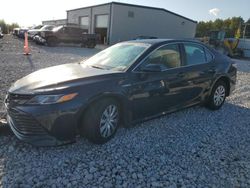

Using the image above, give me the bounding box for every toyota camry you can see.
[5,39,237,146]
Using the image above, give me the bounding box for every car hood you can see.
[9,63,120,94]
[41,31,53,34]
[28,29,39,33]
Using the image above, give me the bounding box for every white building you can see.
[67,2,197,44]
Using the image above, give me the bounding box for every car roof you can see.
[126,38,203,45]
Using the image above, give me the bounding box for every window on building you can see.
[128,11,135,18]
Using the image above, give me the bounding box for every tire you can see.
[206,80,227,110]
[87,42,96,48]
[80,43,86,48]
[80,98,120,144]
[47,37,57,47]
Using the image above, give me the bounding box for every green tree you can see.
[8,23,19,32]
[0,20,20,34]
[0,19,8,34]
[213,19,224,30]
[196,17,246,38]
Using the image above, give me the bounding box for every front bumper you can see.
[7,110,62,146]
[5,98,82,146]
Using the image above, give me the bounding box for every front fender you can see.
[77,92,132,128]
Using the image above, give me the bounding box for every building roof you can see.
[42,19,67,22]
[67,2,197,24]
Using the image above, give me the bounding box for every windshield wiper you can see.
[91,65,105,70]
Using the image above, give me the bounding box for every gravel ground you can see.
[1,35,250,188]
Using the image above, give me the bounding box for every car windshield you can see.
[41,25,54,31]
[52,26,63,32]
[31,25,43,30]
[83,43,150,71]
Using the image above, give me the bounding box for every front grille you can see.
[8,108,47,137]
[8,93,33,100]
[6,93,33,105]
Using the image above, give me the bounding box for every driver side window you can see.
[142,44,181,71]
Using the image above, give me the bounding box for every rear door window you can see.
[184,43,207,66]
[205,48,214,62]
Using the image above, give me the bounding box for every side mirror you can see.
[140,64,162,72]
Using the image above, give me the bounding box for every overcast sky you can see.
[1,0,249,26]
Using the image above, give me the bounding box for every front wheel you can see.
[206,81,227,110]
[80,98,120,144]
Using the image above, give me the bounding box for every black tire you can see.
[47,37,57,47]
[87,42,96,49]
[80,43,86,48]
[206,80,227,110]
[80,98,120,144]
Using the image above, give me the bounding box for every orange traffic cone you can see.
[23,32,30,55]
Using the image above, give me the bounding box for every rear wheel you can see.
[206,81,227,110]
[47,37,58,47]
[80,98,120,144]
[87,42,96,48]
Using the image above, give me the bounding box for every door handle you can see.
[207,68,216,74]
[207,65,216,73]
[177,72,185,78]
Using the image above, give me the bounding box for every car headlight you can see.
[26,93,78,105]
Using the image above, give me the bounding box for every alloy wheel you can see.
[213,85,226,106]
[99,105,119,138]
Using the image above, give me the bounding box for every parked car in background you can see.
[27,25,44,39]
[32,25,55,44]
[0,27,3,38]
[39,25,98,48]
[28,25,54,40]
[5,39,236,146]
[13,28,20,36]
[18,28,29,38]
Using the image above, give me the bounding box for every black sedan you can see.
[5,39,237,146]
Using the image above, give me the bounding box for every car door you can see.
[59,27,75,43]
[179,42,216,105]
[76,28,84,43]
[128,43,192,120]
[56,27,68,42]
[69,28,80,43]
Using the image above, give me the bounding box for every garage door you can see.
[80,16,89,33]
[95,15,108,28]
[95,15,109,44]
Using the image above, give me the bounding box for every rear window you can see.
[205,48,214,62]
[184,43,206,65]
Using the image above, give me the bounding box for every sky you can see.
[0,0,249,26]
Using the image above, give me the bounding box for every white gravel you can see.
[1,35,250,187]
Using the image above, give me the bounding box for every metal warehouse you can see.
[67,2,197,44]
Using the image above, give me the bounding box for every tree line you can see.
[1,17,250,38]
[196,17,250,38]
[0,20,19,34]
